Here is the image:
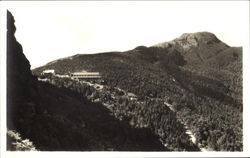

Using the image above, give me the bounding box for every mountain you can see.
[33,31,242,151]
[7,11,168,151]
[154,32,242,105]
[33,32,242,106]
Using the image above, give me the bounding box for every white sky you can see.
[1,1,249,69]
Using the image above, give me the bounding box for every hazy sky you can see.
[2,1,249,69]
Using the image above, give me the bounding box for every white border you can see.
[0,3,7,158]
[0,1,249,158]
[242,0,250,154]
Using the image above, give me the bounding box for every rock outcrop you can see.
[154,32,230,63]
[7,10,37,132]
[155,32,227,50]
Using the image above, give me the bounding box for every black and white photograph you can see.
[0,1,249,157]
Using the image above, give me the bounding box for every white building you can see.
[41,69,55,76]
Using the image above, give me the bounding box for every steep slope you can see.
[7,10,38,132]
[33,32,243,151]
[7,11,167,151]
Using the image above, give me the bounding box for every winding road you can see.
[164,102,208,152]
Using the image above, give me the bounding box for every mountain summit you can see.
[155,32,228,50]
[154,32,230,64]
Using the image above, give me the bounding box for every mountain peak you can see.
[179,32,221,44]
[154,32,225,52]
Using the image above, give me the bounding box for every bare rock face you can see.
[179,32,221,44]
[175,33,199,51]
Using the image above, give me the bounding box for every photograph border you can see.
[1,1,250,157]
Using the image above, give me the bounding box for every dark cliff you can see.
[7,10,38,130]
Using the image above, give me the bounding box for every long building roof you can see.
[73,76,101,79]
[71,72,100,76]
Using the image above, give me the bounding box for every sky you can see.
[1,1,249,69]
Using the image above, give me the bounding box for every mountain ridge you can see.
[36,31,238,72]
